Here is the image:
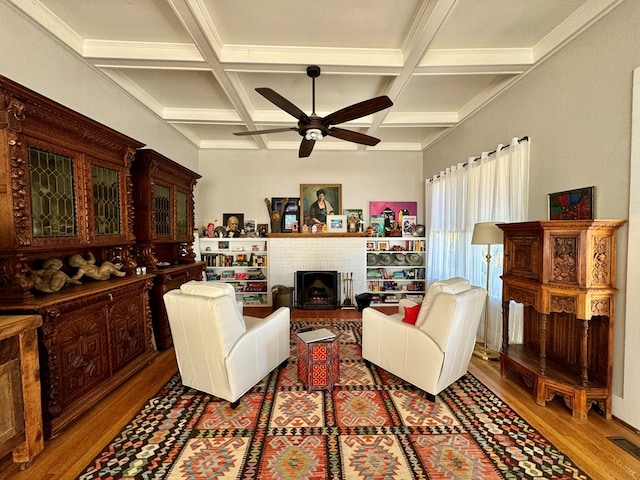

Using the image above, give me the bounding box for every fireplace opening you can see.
[295,270,340,310]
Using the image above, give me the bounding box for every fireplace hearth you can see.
[295,270,340,310]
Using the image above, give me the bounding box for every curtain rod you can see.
[428,135,529,183]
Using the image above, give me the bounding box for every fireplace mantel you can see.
[268,233,366,238]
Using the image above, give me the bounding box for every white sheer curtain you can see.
[424,137,529,350]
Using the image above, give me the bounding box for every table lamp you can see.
[471,221,503,361]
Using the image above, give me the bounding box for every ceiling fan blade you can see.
[256,87,310,123]
[327,127,381,146]
[323,96,393,126]
[299,138,315,158]
[233,127,297,136]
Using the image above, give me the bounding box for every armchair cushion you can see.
[180,279,244,315]
[180,279,236,298]
[416,277,471,328]
[402,304,421,324]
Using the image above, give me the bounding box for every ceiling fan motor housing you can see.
[299,116,327,140]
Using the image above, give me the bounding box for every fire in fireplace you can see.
[295,270,340,310]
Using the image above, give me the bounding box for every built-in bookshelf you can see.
[199,237,270,306]
[365,238,426,304]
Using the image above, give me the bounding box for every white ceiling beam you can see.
[167,0,268,149]
[367,0,459,137]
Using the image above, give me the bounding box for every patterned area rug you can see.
[78,321,590,479]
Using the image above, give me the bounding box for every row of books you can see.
[367,281,425,292]
[203,279,267,293]
[206,270,266,282]
[366,239,424,252]
[204,253,267,267]
[366,268,425,279]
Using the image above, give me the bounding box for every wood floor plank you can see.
[1,309,639,479]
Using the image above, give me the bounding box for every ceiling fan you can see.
[233,65,393,158]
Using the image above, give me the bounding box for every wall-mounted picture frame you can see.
[257,223,269,237]
[222,213,244,237]
[300,184,342,226]
[377,241,390,251]
[343,208,364,233]
[548,186,594,220]
[402,215,417,237]
[271,197,300,233]
[369,201,417,236]
[244,218,257,236]
[327,214,347,232]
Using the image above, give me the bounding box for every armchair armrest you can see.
[226,307,291,391]
[362,306,444,394]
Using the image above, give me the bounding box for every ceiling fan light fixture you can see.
[305,128,323,141]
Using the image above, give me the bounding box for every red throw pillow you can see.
[402,304,421,325]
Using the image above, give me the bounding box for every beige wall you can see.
[422,0,640,428]
[196,149,424,230]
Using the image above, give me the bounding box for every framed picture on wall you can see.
[222,213,244,237]
[300,184,342,227]
[327,214,347,232]
[271,197,300,233]
[369,201,417,236]
[343,208,364,233]
[244,218,257,236]
[548,186,594,220]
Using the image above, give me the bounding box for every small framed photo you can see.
[244,218,257,237]
[272,197,300,233]
[343,208,364,233]
[378,241,390,251]
[402,215,417,237]
[548,186,594,220]
[222,213,244,237]
[327,214,347,232]
[257,223,269,237]
[366,241,375,250]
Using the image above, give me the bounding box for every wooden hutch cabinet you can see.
[0,75,157,437]
[131,149,205,349]
[498,220,624,419]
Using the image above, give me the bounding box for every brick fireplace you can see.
[268,237,366,301]
[295,270,340,309]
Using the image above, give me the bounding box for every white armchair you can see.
[163,280,290,406]
[362,277,486,399]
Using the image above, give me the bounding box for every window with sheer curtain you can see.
[424,137,529,350]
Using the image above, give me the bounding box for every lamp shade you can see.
[471,222,504,245]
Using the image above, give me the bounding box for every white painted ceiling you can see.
[8,0,620,155]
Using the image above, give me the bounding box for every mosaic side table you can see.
[296,331,341,392]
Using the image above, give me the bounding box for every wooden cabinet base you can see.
[500,352,610,420]
[0,276,158,438]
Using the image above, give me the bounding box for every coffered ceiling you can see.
[7,0,620,154]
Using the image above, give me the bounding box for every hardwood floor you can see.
[1,307,640,479]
